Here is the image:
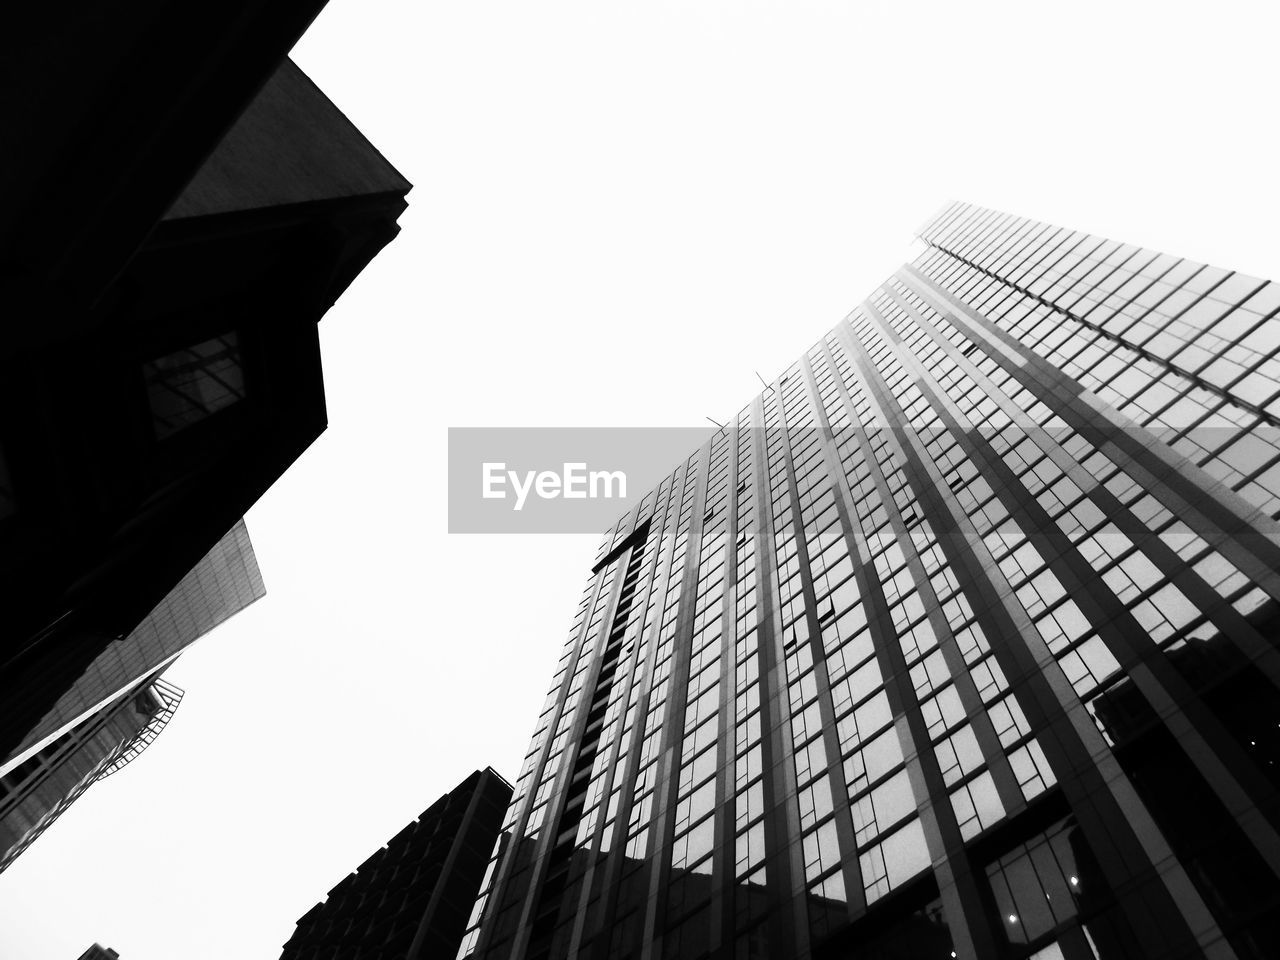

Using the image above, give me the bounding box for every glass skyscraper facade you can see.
[460,204,1280,960]
[0,676,182,872]
[0,519,259,872]
[1,518,263,777]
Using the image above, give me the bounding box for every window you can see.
[985,820,1085,945]
[144,332,244,439]
[861,817,931,902]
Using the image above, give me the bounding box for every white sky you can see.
[3,2,1279,957]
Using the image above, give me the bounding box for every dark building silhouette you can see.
[0,5,409,765]
[458,204,1280,960]
[77,946,120,960]
[281,768,513,960]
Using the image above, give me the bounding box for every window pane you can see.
[144,332,244,439]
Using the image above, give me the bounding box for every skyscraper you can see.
[0,519,262,872]
[459,204,1280,960]
[0,4,409,763]
[0,674,182,873]
[0,519,262,779]
[281,768,513,960]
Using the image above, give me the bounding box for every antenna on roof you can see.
[705,416,726,433]
[754,371,774,393]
